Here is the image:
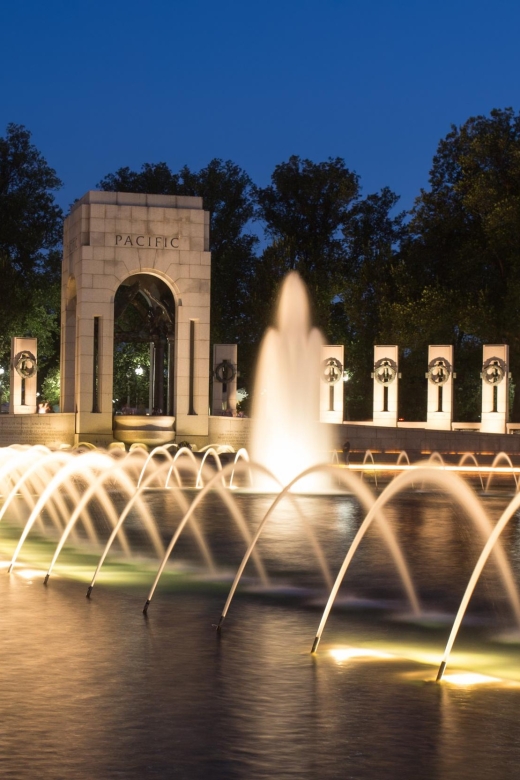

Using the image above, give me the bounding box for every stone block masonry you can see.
[61,191,211,444]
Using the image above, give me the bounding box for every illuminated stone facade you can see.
[61,191,211,446]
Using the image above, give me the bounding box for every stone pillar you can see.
[149,342,154,414]
[74,290,114,440]
[372,345,399,427]
[212,344,238,415]
[426,345,454,430]
[153,339,166,413]
[167,337,175,416]
[60,272,76,413]
[481,345,509,434]
[10,337,38,414]
[320,345,344,423]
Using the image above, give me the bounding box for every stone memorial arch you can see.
[61,191,211,447]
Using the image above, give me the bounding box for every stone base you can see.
[373,412,398,427]
[330,422,520,456]
[74,433,115,448]
[207,416,251,449]
[176,413,209,438]
[0,413,75,448]
[480,413,507,434]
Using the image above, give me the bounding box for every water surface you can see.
[1,489,520,779]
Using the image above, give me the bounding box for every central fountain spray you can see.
[250,272,331,489]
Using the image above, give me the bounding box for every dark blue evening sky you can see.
[1,0,519,214]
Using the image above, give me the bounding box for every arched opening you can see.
[113,274,176,416]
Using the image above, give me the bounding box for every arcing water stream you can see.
[3,274,520,689]
[2,441,520,684]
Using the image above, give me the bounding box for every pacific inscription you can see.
[115,234,179,249]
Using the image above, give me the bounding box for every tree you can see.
[254,156,359,333]
[395,108,520,420]
[175,160,258,345]
[99,162,179,196]
[0,124,63,378]
[333,188,406,418]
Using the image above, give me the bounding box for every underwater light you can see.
[330,647,394,662]
[14,567,46,580]
[441,672,501,686]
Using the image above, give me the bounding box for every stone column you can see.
[212,344,238,415]
[320,345,344,423]
[61,220,77,413]
[167,337,175,416]
[481,345,509,434]
[9,337,37,414]
[372,345,399,427]
[74,287,114,439]
[153,339,166,413]
[426,345,454,430]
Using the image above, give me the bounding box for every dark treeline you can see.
[2,107,520,420]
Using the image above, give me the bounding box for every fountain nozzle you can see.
[86,585,93,598]
[143,599,150,615]
[43,573,49,586]
[436,661,447,682]
[311,636,320,654]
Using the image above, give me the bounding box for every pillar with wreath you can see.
[10,337,38,414]
[212,344,238,415]
[320,345,344,424]
[480,345,509,434]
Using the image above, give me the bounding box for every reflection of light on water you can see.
[329,642,516,684]
[330,647,394,662]
[346,464,520,475]
[398,649,442,666]
[442,672,501,686]
[12,566,46,580]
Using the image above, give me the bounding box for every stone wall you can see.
[1,413,519,456]
[0,414,75,448]
[205,418,520,456]
[207,416,252,449]
[329,422,520,456]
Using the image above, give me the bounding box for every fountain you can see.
[3,273,520,776]
[3,432,520,681]
[250,271,330,489]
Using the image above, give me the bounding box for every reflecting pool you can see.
[2,485,520,779]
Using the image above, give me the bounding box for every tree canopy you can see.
[253,156,360,332]
[5,108,520,421]
[0,124,62,378]
[387,107,520,419]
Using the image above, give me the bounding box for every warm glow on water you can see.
[12,567,46,580]
[442,672,501,686]
[4,447,520,776]
[330,647,394,662]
